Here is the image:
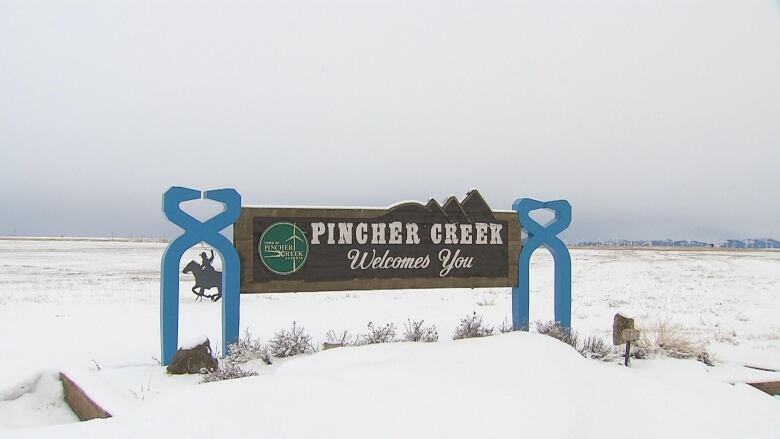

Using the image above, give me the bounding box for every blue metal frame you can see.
[160,187,241,365]
[512,199,572,331]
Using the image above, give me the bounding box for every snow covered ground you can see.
[0,238,779,437]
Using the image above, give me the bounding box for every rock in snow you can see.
[166,340,217,375]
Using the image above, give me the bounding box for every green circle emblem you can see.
[258,222,309,275]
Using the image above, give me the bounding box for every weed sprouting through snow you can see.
[325,329,354,346]
[498,318,515,334]
[227,328,272,365]
[580,336,615,361]
[536,321,616,361]
[634,320,712,365]
[453,312,495,339]
[200,364,258,383]
[355,322,398,345]
[402,319,439,342]
[536,320,580,350]
[269,321,316,358]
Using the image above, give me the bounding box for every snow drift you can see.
[8,333,780,438]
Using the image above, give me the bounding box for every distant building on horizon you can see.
[573,238,780,249]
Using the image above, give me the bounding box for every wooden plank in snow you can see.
[746,381,780,396]
[59,372,112,421]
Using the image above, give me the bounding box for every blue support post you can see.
[512,199,572,331]
[160,187,242,365]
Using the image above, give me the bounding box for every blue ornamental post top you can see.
[160,187,242,365]
[511,199,572,331]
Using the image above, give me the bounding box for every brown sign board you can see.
[234,190,521,294]
[612,313,637,345]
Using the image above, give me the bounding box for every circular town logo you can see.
[258,222,309,275]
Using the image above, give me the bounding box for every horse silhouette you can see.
[182,260,222,302]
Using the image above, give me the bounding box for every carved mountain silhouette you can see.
[461,190,496,222]
[425,199,449,222]
[442,196,469,223]
[384,190,496,223]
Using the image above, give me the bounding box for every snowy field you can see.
[1,238,779,437]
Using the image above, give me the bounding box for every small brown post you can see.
[624,341,632,366]
[621,329,640,365]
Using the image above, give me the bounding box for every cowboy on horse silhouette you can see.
[200,250,215,273]
[182,249,223,302]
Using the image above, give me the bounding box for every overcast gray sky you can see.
[1,0,778,242]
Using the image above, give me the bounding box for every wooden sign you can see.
[612,313,636,345]
[160,185,572,365]
[234,190,521,293]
